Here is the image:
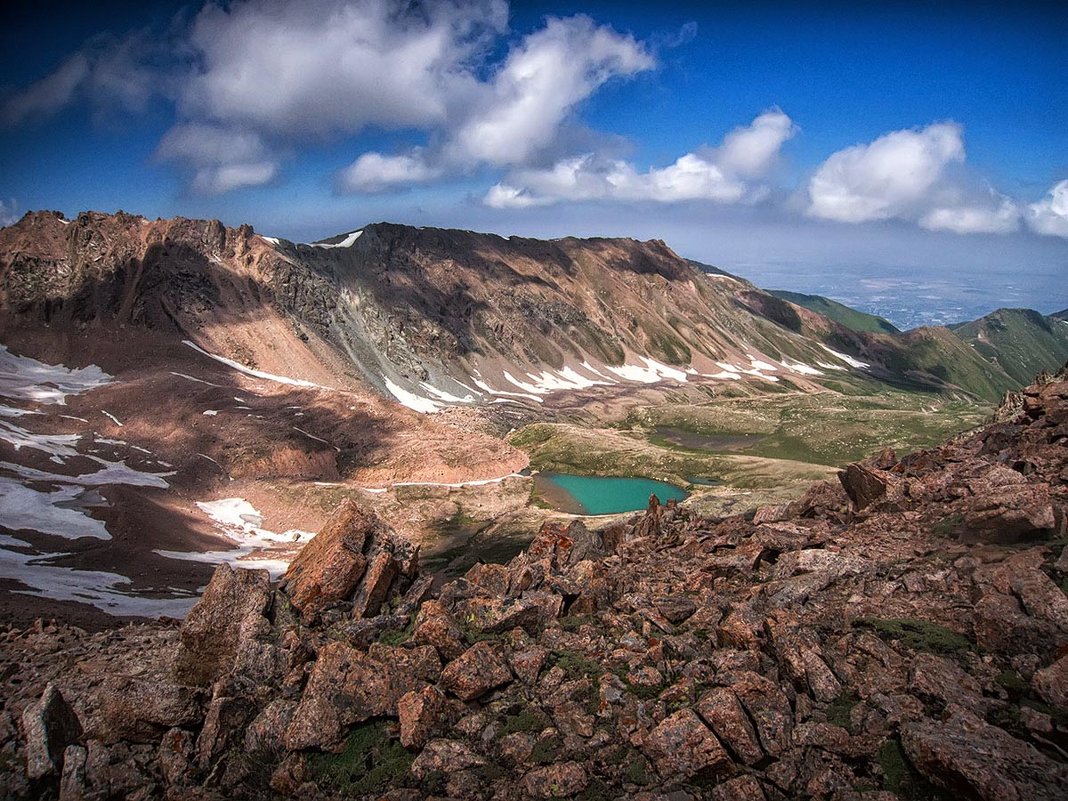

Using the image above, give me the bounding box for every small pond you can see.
[533,472,688,516]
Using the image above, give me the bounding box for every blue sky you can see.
[1,1,1065,322]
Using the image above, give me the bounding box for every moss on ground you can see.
[854,618,974,657]
[307,722,413,795]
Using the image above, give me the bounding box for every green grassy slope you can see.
[949,308,1068,387]
[769,290,900,334]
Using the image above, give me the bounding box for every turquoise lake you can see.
[534,473,688,515]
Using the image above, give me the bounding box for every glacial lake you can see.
[534,472,688,515]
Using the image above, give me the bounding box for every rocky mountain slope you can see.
[2,365,1066,800]
[768,290,901,335]
[950,308,1068,389]
[1,211,1052,415]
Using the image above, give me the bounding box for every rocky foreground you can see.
[2,370,1068,800]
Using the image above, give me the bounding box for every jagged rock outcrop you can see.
[2,369,1068,800]
[279,498,418,623]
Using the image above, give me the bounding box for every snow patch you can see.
[604,357,689,384]
[419,382,475,403]
[158,497,316,578]
[0,477,111,539]
[0,345,112,405]
[183,340,328,389]
[292,426,340,451]
[170,371,220,387]
[820,345,870,369]
[384,378,442,414]
[470,377,543,403]
[309,230,363,249]
[101,410,122,427]
[259,235,281,245]
[203,410,219,416]
[0,545,198,618]
[781,359,823,376]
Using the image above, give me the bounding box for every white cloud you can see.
[156,123,278,194]
[484,109,795,208]
[806,122,964,223]
[340,13,653,190]
[919,194,1019,235]
[445,15,652,167]
[0,199,19,227]
[181,0,506,138]
[716,109,798,178]
[339,151,443,192]
[1026,180,1068,238]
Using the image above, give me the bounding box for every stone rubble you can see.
[1,367,1067,800]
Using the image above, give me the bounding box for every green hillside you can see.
[950,308,1068,387]
[770,290,900,334]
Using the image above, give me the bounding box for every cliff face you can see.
[3,367,1066,799]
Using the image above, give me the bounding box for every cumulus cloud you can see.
[716,109,798,178]
[919,193,1019,235]
[4,1,653,196]
[484,109,795,208]
[339,151,443,192]
[156,123,278,194]
[181,0,506,138]
[1026,180,1068,238]
[342,14,654,189]
[0,199,19,227]
[444,15,652,167]
[806,122,965,224]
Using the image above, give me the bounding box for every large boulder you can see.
[642,708,729,780]
[902,706,1068,801]
[284,641,436,750]
[21,684,82,780]
[280,499,417,622]
[440,641,512,702]
[174,563,274,686]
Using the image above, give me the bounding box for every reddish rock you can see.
[642,708,729,779]
[412,600,465,661]
[709,775,767,801]
[839,463,898,510]
[522,762,589,798]
[93,677,204,744]
[696,687,764,766]
[281,500,374,616]
[351,550,399,619]
[397,685,450,749]
[409,739,484,779]
[656,596,697,624]
[440,641,512,701]
[1031,654,1068,711]
[902,706,1068,801]
[21,683,82,780]
[284,641,428,750]
[732,672,793,756]
[962,485,1056,543]
[510,646,549,686]
[175,563,274,686]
